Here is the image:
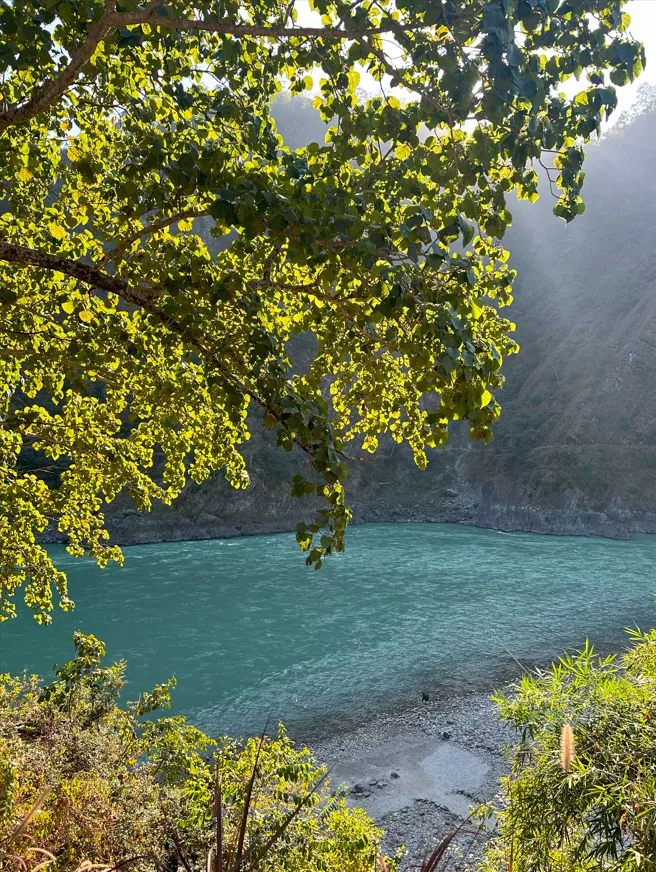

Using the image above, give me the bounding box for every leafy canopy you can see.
[0,0,644,620]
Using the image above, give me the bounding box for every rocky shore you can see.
[96,484,655,547]
[309,691,514,870]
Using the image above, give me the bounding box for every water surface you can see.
[1,524,654,739]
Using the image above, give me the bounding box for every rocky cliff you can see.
[104,93,656,544]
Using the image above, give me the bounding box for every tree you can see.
[0,0,644,621]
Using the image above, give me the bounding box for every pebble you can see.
[308,689,515,872]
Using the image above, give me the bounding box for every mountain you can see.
[105,91,656,544]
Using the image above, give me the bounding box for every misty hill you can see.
[105,92,656,544]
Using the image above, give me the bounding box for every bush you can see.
[479,629,656,872]
[0,633,393,872]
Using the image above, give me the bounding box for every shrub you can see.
[479,629,656,872]
[0,633,392,872]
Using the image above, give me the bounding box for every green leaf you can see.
[506,44,522,68]
[209,199,237,223]
[117,27,141,47]
[347,70,360,92]
[458,214,475,246]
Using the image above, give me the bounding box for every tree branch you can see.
[357,35,456,123]
[0,3,432,133]
[0,240,366,479]
[0,241,309,448]
[0,0,117,133]
[117,9,429,39]
[0,241,128,294]
[98,207,210,267]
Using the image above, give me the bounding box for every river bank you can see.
[65,502,655,547]
[309,690,513,869]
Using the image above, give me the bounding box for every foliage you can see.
[479,629,656,872]
[0,0,645,620]
[0,633,392,872]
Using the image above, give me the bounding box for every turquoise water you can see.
[1,524,655,740]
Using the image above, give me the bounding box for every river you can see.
[1,523,655,739]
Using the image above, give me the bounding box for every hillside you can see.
[104,94,656,544]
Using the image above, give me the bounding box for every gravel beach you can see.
[309,690,514,869]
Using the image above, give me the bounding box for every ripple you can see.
[1,524,655,739]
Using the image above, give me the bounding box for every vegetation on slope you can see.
[469,86,656,526]
[481,627,656,871]
[0,633,392,872]
[5,627,656,872]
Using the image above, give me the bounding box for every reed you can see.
[559,723,575,773]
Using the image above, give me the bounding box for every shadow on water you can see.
[1,523,655,741]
